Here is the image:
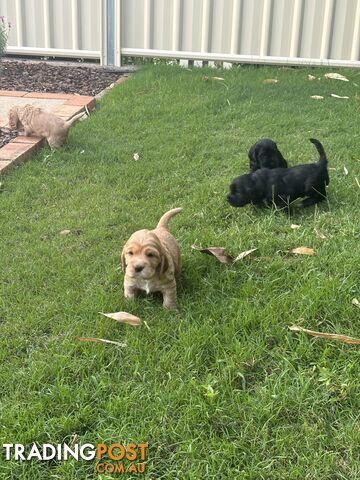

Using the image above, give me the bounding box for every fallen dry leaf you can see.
[59,229,81,236]
[289,247,315,255]
[310,95,324,100]
[263,79,278,84]
[331,94,349,99]
[325,72,349,82]
[289,325,360,345]
[291,224,301,229]
[100,311,141,326]
[212,76,225,81]
[233,248,258,262]
[314,228,326,240]
[308,74,316,80]
[78,337,127,347]
[352,298,360,308]
[343,166,349,175]
[191,244,233,264]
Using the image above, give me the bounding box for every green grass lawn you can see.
[0,64,360,479]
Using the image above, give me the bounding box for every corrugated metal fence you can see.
[1,0,359,67]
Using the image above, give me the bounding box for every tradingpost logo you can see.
[3,442,148,475]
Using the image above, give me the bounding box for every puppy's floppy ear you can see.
[8,108,19,130]
[120,247,127,273]
[244,174,264,203]
[159,248,171,276]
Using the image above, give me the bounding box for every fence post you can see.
[100,0,121,66]
[106,0,115,65]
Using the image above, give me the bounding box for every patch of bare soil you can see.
[0,127,17,148]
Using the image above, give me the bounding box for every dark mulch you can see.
[0,60,126,96]
[0,127,17,149]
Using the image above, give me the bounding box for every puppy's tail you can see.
[156,208,183,230]
[64,111,87,130]
[310,138,327,167]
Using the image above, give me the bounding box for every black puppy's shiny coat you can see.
[248,138,288,172]
[228,139,329,211]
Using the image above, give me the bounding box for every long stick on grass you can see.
[289,325,360,345]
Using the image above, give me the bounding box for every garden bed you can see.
[0,59,128,95]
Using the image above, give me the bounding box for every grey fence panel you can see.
[0,0,101,58]
[0,0,359,66]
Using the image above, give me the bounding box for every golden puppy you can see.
[121,208,182,309]
[8,104,85,148]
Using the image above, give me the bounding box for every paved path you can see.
[0,90,95,173]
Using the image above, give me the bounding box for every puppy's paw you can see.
[162,285,177,310]
[124,287,137,300]
[163,302,178,310]
[162,296,177,310]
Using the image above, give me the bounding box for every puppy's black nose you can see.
[135,265,144,273]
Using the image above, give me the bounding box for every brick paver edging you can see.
[0,91,96,174]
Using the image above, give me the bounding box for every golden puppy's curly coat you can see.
[8,104,85,148]
[121,208,182,309]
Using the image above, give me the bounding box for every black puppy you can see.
[228,139,329,211]
[248,138,288,171]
